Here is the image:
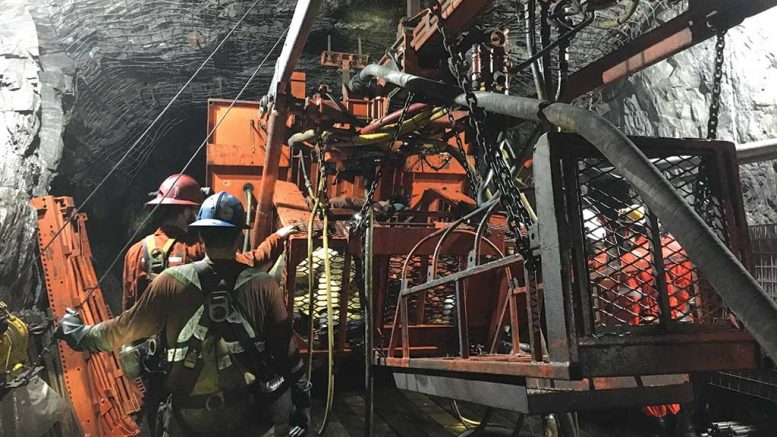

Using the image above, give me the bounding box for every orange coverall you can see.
[122,226,284,310]
[621,234,694,418]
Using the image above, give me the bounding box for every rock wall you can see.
[22,0,401,277]
[0,0,42,308]
[590,7,777,225]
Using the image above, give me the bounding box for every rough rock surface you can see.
[591,7,777,225]
[3,0,777,307]
[0,0,42,307]
[22,0,402,275]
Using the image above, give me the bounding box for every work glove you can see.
[290,379,312,436]
[54,308,94,352]
[276,223,303,239]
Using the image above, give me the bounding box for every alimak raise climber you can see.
[120,174,307,435]
[55,192,310,436]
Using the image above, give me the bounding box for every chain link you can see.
[707,30,726,140]
[435,6,539,269]
[446,109,480,194]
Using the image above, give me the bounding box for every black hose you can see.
[357,64,777,362]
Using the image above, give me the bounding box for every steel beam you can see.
[267,0,322,98]
[253,108,287,245]
[563,0,777,100]
[255,0,321,244]
[392,372,693,414]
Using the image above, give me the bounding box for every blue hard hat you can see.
[189,192,247,229]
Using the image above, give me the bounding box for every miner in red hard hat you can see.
[122,174,205,310]
[121,175,302,436]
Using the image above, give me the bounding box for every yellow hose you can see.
[305,176,324,382]
[317,209,335,435]
[327,107,447,147]
[451,400,482,427]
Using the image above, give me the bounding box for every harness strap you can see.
[143,235,178,276]
[168,260,275,399]
[168,339,266,363]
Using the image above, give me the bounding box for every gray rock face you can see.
[21,0,401,277]
[590,7,777,225]
[0,0,42,308]
[3,0,776,308]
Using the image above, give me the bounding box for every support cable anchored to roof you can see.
[77,27,290,310]
[21,27,290,381]
[6,0,265,297]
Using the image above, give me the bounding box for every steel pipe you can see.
[737,138,777,164]
[358,63,777,362]
[430,196,501,280]
[253,109,287,247]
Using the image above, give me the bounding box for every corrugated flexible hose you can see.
[354,64,777,362]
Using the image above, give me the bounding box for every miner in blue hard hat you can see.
[56,192,309,437]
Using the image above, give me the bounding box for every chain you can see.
[422,153,453,171]
[446,109,480,194]
[707,30,726,140]
[352,92,414,233]
[435,6,538,269]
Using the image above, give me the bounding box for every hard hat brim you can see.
[146,198,201,206]
[188,218,240,229]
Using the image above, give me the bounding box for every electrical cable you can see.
[7,0,265,295]
[305,176,324,383]
[317,205,334,436]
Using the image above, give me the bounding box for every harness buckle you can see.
[183,346,199,369]
[204,392,225,411]
[208,291,230,323]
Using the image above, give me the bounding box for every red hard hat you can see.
[146,174,202,206]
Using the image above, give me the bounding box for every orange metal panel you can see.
[33,196,142,437]
[206,98,292,213]
[290,72,307,100]
[205,99,291,166]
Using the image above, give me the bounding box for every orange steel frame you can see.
[34,196,142,437]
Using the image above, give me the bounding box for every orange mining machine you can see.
[200,0,777,435]
[29,0,777,436]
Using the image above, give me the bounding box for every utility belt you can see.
[172,375,285,412]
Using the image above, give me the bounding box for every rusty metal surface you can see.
[373,135,759,387]
[33,196,142,437]
[564,0,777,100]
[205,98,291,207]
[392,371,693,414]
[320,50,370,69]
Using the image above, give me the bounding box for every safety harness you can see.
[142,235,179,278]
[164,261,284,411]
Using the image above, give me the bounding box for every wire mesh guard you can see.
[706,225,777,402]
[575,153,735,334]
[291,248,363,350]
